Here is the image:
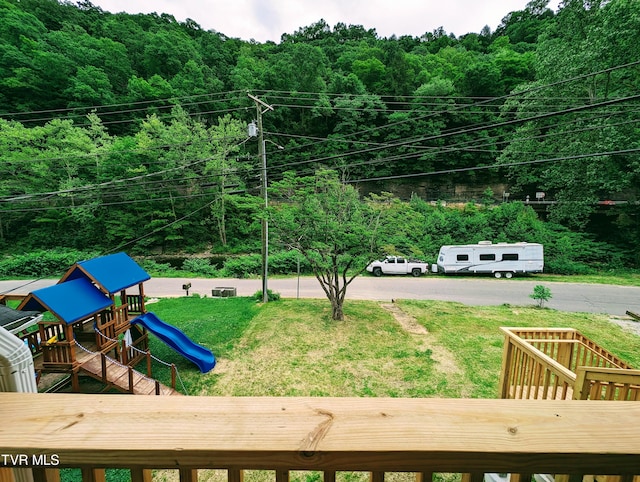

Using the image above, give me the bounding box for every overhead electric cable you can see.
[346,148,640,184]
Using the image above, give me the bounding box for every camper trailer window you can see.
[456,254,469,261]
[502,253,519,261]
[479,254,496,261]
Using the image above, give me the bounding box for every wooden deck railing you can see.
[574,366,640,401]
[499,327,637,400]
[0,394,639,482]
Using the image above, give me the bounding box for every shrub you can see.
[253,289,281,302]
[181,258,218,276]
[545,259,593,275]
[0,249,99,278]
[222,254,262,278]
[530,285,552,308]
[135,258,174,275]
[268,250,312,275]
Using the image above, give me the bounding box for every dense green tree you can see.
[98,14,149,77]
[382,41,416,96]
[229,45,268,91]
[65,65,115,107]
[271,170,382,320]
[203,114,248,247]
[142,28,201,79]
[494,0,555,46]
[367,192,427,257]
[0,0,638,268]
[498,0,640,229]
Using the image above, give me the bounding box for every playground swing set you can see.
[0,252,215,395]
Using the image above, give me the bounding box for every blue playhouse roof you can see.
[63,252,150,294]
[20,278,113,325]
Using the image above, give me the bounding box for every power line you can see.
[345,148,640,184]
[1,90,247,120]
[257,93,640,174]
[1,61,637,215]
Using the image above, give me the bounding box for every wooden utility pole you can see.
[248,94,274,303]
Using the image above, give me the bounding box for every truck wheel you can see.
[494,271,502,279]
[411,268,421,277]
[373,267,382,277]
[505,272,513,279]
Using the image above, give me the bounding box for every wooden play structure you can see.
[2,253,181,395]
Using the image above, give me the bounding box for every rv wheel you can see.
[494,271,502,279]
[505,272,513,279]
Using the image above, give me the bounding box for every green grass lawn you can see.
[61,296,640,482]
[144,296,640,398]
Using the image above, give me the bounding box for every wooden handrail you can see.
[500,328,577,399]
[574,367,640,400]
[1,394,639,476]
[506,332,577,381]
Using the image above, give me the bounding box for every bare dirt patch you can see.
[608,315,640,336]
[380,302,464,379]
[380,302,428,334]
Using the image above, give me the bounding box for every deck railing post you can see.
[178,469,197,482]
[80,468,106,482]
[461,474,483,482]
[415,473,433,482]
[510,474,532,482]
[557,340,573,369]
[370,472,384,482]
[130,469,152,482]
[498,332,514,398]
[276,470,289,482]
[228,469,243,482]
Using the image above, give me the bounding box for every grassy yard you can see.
[62,296,640,482]
[145,296,640,399]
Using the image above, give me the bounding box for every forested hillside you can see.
[0,0,638,272]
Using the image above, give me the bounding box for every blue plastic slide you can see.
[132,312,216,373]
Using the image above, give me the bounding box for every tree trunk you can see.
[331,300,344,321]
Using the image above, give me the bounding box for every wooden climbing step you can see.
[79,352,182,396]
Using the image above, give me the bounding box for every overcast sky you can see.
[89,0,562,43]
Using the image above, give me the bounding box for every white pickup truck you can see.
[366,256,429,277]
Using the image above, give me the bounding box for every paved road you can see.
[3,275,640,316]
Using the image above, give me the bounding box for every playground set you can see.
[0,252,215,395]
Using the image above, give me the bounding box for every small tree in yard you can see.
[530,285,552,308]
[271,170,381,321]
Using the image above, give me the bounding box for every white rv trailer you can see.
[435,241,543,278]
